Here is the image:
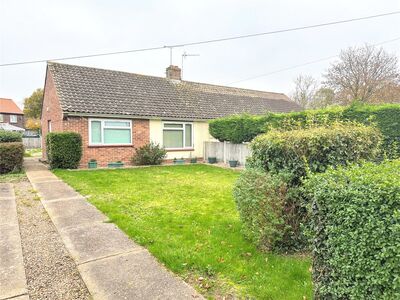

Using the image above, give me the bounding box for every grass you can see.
[0,172,26,182]
[24,148,42,157]
[54,164,312,299]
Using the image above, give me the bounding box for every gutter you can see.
[64,112,212,122]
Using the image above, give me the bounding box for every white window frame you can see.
[162,121,194,150]
[89,118,132,146]
[0,114,3,122]
[10,115,17,123]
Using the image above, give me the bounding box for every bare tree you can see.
[310,87,336,109]
[324,45,400,104]
[291,74,318,108]
[371,82,400,103]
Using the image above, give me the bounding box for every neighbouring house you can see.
[0,98,25,131]
[41,62,301,167]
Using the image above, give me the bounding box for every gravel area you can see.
[14,178,91,300]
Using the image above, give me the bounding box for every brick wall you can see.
[41,69,64,158]
[0,113,24,128]
[64,117,149,168]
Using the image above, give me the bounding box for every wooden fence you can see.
[23,137,42,149]
[204,141,250,166]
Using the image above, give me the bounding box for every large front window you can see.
[163,122,193,149]
[89,119,132,145]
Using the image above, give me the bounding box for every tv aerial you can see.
[181,51,200,79]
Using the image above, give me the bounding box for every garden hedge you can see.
[249,123,382,185]
[46,132,82,169]
[0,130,22,143]
[209,103,400,157]
[208,114,268,144]
[0,142,24,174]
[235,124,382,252]
[233,168,286,251]
[305,160,400,299]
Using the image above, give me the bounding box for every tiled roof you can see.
[0,98,23,114]
[48,62,301,120]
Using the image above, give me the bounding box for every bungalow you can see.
[41,62,301,167]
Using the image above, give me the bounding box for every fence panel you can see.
[23,137,42,149]
[204,141,250,166]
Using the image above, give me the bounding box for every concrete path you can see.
[24,158,202,300]
[0,183,29,300]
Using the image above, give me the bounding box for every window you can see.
[10,115,17,123]
[0,114,3,122]
[163,122,193,149]
[89,119,132,145]
[48,120,52,132]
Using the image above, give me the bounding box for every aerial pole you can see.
[181,51,200,79]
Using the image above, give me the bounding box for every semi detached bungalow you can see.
[41,62,301,168]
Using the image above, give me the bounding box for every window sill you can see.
[165,148,194,152]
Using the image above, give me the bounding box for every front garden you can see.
[49,102,400,299]
[54,165,312,299]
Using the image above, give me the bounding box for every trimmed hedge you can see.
[233,169,286,251]
[235,124,382,252]
[132,142,167,165]
[249,123,382,185]
[209,114,268,143]
[46,132,82,169]
[305,160,400,299]
[209,103,400,157]
[0,142,24,174]
[0,130,22,143]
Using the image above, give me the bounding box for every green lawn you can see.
[24,148,42,157]
[54,165,312,299]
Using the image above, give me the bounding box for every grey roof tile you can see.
[48,62,301,119]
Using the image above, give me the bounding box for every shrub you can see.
[0,130,22,142]
[46,132,82,169]
[208,103,400,157]
[209,114,268,144]
[342,103,400,158]
[132,142,167,165]
[235,123,382,252]
[0,142,24,174]
[233,169,286,251]
[305,160,400,299]
[249,123,382,185]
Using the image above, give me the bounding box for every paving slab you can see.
[42,197,109,229]
[25,170,57,180]
[0,199,17,225]
[59,222,141,264]
[28,175,60,184]
[0,224,28,300]
[79,251,200,300]
[32,181,80,201]
[0,183,14,198]
[23,163,48,171]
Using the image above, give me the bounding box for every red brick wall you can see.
[64,117,150,168]
[41,69,64,158]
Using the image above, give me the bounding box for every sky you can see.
[1,0,400,109]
